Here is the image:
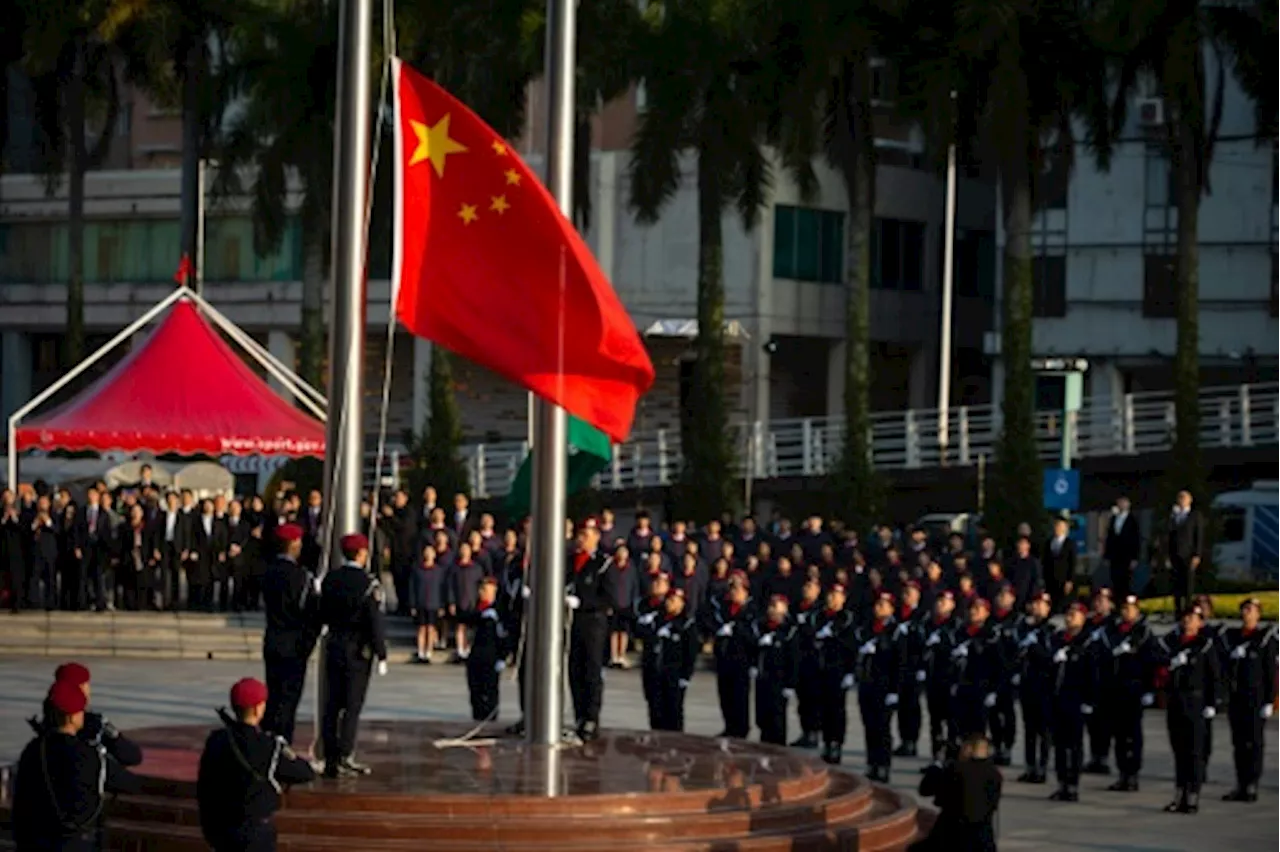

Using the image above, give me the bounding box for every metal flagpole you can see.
[525,0,575,749]
[315,0,373,759]
[936,91,958,466]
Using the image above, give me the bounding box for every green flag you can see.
[505,414,612,518]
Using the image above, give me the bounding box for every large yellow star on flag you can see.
[409,115,468,177]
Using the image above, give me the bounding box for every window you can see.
[954,229,996,297]
[871,218,925,290]
[96,233,119,283]
[1031,255,1066,317]
[1142,254,1176,318]
[772,205,845,284]
[1144,144,1174,208]
[1219,508,1246,543]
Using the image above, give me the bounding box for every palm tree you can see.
[21,0,123,368]
[894,0,1109,541]
[1099,0,1277,497]
[629,0,775,521]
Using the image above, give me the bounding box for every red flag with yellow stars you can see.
[391,58,654,444]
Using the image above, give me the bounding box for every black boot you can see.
[791,732,818,749]
[892,743,912,757]
[1223,787,1249,802]
[1048,785,1077,802]
[1082,758,1110,775]
[1164,788,1187,813]
[820,743,838,765]
[1181,792,1199,814]
[994,747,1012,767]
[505,718,525,736]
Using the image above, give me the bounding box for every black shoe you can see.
[1048,786,1078,802]
[1223,788,1249,802]
[821,743,839,765]
[338,757,372,776]
[1016,770,1036,783]
[1181,792,1199,814]
[790,733,818,749]
[892,743,912,757]
[993,749,1012,767]
[1107,776,1138,792]
[1082,759,1110,775]
[1164,790,1186,813]
[578,720,599,742]
[505,718,525,736]
[1031,770,1049,785]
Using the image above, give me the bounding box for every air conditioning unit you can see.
[1136,97,1165,128]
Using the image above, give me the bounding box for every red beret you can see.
[1240,597,1261,611]
[939,590,955,601]
[479,575,498,587]
[999,582,1015,594]
[54,662,91,687]
[275,523,303,542]
[770,594,789,605]
[1094,587,1113,600]
[667,587,686,600]
[829,583,846,594]
[581,516,599,530]
[48,681,87,715]
[1182,604,1204,619]
[904,580,921,591]
[230,677,269,709]
[877,591,895,604]
[729,569,749,584]
[1033,591,1053,605]
[1067,601,1089,616]
[970,597,991,610]
[1122,594,1140,607]
[340,533,369,556]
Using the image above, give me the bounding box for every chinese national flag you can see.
[391,58,655,444]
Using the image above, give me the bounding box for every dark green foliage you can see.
[405,347,470,502]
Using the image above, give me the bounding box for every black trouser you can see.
[797,661,822,736]
[653,674,685,732]
[322,644,372,762]
[189,578,212,611]
[818,669,848,747]
[83,547,108,609]
[1052,702,1085,786]
[716,659,751,738]
[990,686,1017,752]
[63,556,86,610]
[859,687,894,770]
[120,562,144,611]
[1112,697,1144,778]
[642,664,659,729]
[160,546,182,608]
[926,685,953,760]
[6,557,27,612]
[568,611,607,725]
[34,557,56,610]
[1021,687,1052,772]
[392,559,412,615]
[1110,561,1131,602]
[952,686,989,741]
[1167,698,1207,793]
[1086,689,1112,763]
[897,679,922,746]
[1169,559,1195,620]
[755,679,788,745]
[210,819,277,852]
[264,647,310,744]
[1228,700,1266,789]
[467,653,500,722]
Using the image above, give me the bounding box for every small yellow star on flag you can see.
[504,169,522,186]
[490,195,510,214]
[492,140,508,156]
[458,203,479,224]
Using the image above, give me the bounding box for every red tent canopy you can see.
[16,300,325,457]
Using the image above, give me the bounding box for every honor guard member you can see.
[319,532,388,778]
[464,576,512,723]
[13,680,142,851]
[1102,594,1156,792]
[988,584,1020,766]
[1219,597,1277,803]
[28,663,143,769]
[260,524,320,743]
[753,595,799,745]
[789,577,825,748]
[854,591,907,781]
[1191,594,1221,782]
[1154,602,1222,814]
[921,590,959,766]
[706,571,757,739]
[1014,592,1055,783]
[197,678,316,851]
[636,587,699,731]
[1082,588,1116,774]
[950,598,1004,748]
[893,582,927,758]
[812,582,857,765]
[564,517,616,742]
[634,571,673,728]
[1047,602,1098,802]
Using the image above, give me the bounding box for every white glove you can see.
[495,660,506,673]
[312,576,322,594]
[1141,693,1154,707]
[1115,639,1132,655]
[1202,707,1216,720]
[717,624,734,637]
[915,670,927,683]
[521,585,531,599]
[565,594,581,610]
[983,692,997,709]
[951,644,969,659]
[759,633,775,647]
[1231,644,1247,660]
[1010,674,1022,687]
[782,688,796,700]
[841,674,855,690]
[885,693,899,707]
[1170,650,1189,669]
[1262,704,1274,719]
[1081,704,1094,715]
[859,640,878,656]
[638,611,657,626]
[678,678,689,690]
[748,667,759,680]
[377,660,388,677]
[1053,648,1068,664]
[816,624,833,640]
[926,633,941,647]
[656,625,672,639]
[1018,633,1037,649]
[481,608,499,621]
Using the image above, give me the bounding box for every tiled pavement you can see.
[0,656,1275,851]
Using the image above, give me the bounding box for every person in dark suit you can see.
[910,734,1002,852]
[118,505,156,611]
[74,487,114,612]
[1166,491,1204,618]
[451,492,478,541]
[226,501,253,611]
[300,490,324,570]
[191,500,221,612]
[1041,519,1077,611]
[1104,496,1142,600]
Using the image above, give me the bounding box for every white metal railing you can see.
[437,381,1276,498]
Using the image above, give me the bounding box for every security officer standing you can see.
[29,662,143,769]
[789,577,825,749]
[988,584,1020,766]
[1046,601,1097,802]
[706,571,757,739]
[1104,595,1155,792]
[1014,592,1055,783]
[564,517,615,741]
[464,575,511,723]
[753,594,799,746]
[319,532,388,778]
[637,586,699,731]
[13,680,142,851]
[1082,588,1116,775]
[893,582,927,759]
[854,591,906,782]
[260,524,320,743]
[812,582,857,765]
[1219,597,1277,803]
[1155,602,1221,814]
[950,598,1003,747]
[921,590,958,766]
[197,678,316,851]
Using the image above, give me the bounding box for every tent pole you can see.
[188,291,328,409]
[5,287,189,490]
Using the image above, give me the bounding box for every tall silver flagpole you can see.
[315,0,373,757]
[525,0,575,749]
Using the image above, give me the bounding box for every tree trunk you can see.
[1169,86,1203,496]
[298,237,326,389]
[63,37,87,370]
[178,38,205,276]
[835,54,880,531]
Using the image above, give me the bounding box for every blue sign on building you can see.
[1043,468,1080,511]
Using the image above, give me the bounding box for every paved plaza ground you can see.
[1,655,1275,850]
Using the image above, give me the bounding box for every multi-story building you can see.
[1,70,996,452]
[992,70,1278,413]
